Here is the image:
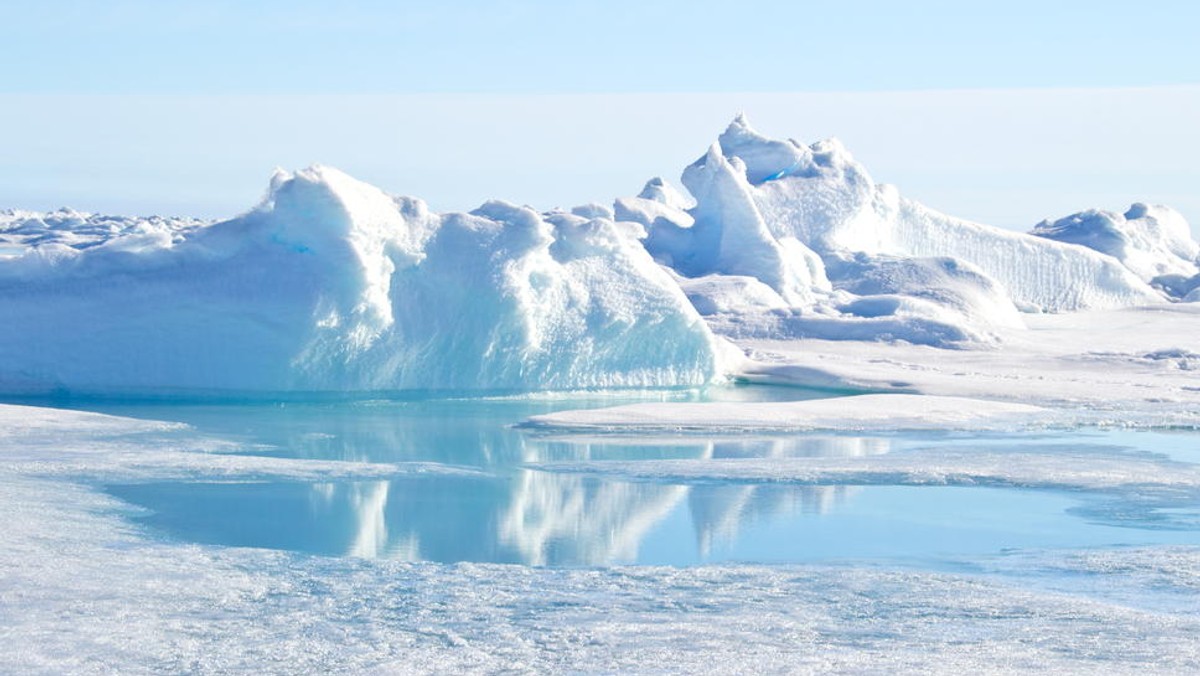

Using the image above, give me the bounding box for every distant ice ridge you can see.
[0,208,206,252]
[0,167,723,394]
[1032,203,1200,299]
[620,115,1187,348]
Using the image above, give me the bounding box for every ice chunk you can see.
[617,116,1166,354]
[636,176,694,210]
[0,167,723,394]
[642,143,830,306]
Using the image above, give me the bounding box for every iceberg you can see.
[2,115,1196,393]
[0,167,723,395]
[620,115,1175,351]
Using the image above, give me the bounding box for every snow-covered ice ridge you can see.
[2,115,1197,394]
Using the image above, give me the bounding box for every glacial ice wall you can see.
[0,167,722,395]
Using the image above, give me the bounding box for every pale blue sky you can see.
[2,2,1197,233]
[4,1,1199,93]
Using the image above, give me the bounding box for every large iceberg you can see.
[621,115,1172,348]
[2,116,1196,394]
[0,167,723,395]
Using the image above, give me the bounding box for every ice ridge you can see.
[2,116,1196,393]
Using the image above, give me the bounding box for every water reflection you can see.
[111,429,892,565]
[93,399,1200,565]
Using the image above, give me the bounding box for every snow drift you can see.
[0,167,723,394]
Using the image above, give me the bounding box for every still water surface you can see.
[74,389,1200,568]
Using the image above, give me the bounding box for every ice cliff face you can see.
[0,167,722,395]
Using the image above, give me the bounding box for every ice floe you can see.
[529,445,1200,494]
[522,394,1051,434]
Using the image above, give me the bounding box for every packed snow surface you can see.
[532,445,1200,493]
[3,114,1197,393]
[732,303,1200,420]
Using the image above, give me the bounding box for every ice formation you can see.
[619,115,1180,351]
[2,115,1197,393]
[0,167,722,394]
[1032,203,1200,298]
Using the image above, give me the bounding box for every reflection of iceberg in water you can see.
[301,433,890,565]
[310,480,412,559]
[496,435,707,565]
[499,472,691,566]
[346,481,391,559]
[689,437,886,556]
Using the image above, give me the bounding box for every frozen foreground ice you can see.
[3,404,1200,673]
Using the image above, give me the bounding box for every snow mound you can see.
[827,252,1024,330]
[0,166,723,395]
[1032,203,1200,296]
